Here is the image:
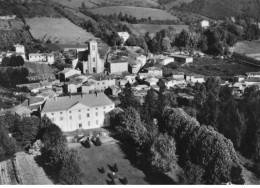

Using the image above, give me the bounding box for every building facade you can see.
[83,40,104,74]
[41,93,115,132]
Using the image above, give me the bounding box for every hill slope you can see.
[52,0,159,9]
[90,6,178,20]
[173,0,260,19]
[26,17,97,45]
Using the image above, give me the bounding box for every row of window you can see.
[52,111,107,122]
[78,120,99,128]
[50,106,113,116]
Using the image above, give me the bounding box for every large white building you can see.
[41,93,115,132]
[82,40,104,74]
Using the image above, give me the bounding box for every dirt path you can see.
[15,152,53,185]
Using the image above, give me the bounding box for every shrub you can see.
[93,137,102,146]
[120,177,128,185]
[81,140,91,148]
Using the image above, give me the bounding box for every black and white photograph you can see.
[0,0,260,185]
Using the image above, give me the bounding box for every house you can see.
[41,93,115,132]
[0,15,16,20]
[117,32,130,44]
[246,72,260,79]
[82,40,104,74]
[170,54,193,63]
[129,61,142,74]
[186,74,205,83]
[59,68,81,82]
[234,75,247,82]
[60,44,88,54]
[124,75,136,84]
[136,55,147,67]
[243,78,260,86]
[29,53,55,64]
[21,97,46,113]
[144,77,159,86]
[108,85,121,96]
[0,105,31,117]
[14,44,26,60]
[82,82,95,94]
[172,71,185,80]
[143,67,163,78]
[36,89,57,100]
[87,74,116,92]
[158,56,175,66]
[108,58,129,74]
[200,20,210,28]
[159,77,186,89]
[64,80,82,94]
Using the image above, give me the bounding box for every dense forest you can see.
[173,0,260,19]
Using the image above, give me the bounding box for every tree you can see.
[150,133,177,173]
[178,161,205,184]
[160,108,243,184]
[9,116,41,147]
[0,121,17,157]
[118,84,141,111]
[58,149,84,184]
[1,57,10,66]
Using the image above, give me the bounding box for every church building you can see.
[82,40,104,74]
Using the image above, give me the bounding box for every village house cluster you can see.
[1,31,260,133]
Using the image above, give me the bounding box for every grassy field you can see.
[64,8,94,21]
[23,62,54,75]
[90,6,178,20]
[26,17,96,44]
[126,23,188,36]
[77,142,148,184]
[233,41,260,55]
[179,57,260,77]
[52,0,159,9]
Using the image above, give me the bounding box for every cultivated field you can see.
[23,62,54,75]
[52,0,159,9]
[90,6,178,20]
[26,17,96,44]
[0,19,24,30]
[179,57,260,77]
[126,23,188,36]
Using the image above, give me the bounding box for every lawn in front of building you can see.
[77,142,148,185]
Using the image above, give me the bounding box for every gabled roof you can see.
[42,93,114,113]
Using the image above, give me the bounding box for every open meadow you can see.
[52,0,159,9]
[90,6,178,20]
[25,17,96,45]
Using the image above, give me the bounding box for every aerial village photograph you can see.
[0,0,260,186]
